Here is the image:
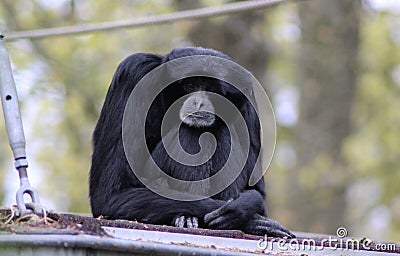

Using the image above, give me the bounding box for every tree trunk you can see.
[291,0,361,233]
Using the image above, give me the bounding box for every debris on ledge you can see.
[0,207,399,255]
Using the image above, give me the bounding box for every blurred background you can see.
[0,0,399,241]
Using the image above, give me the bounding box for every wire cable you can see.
[4,0,304,41]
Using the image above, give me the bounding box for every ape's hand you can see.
[172,215,199,228]
[204,190,264,230]
[243,214,295,238]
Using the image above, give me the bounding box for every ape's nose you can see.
[195,100,204,109]
[192,91,208,109]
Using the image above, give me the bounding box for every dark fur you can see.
[89,47,294,237]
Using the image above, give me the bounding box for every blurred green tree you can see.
[289,0,361,234]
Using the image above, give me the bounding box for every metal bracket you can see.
[15,166,43,216]
[0,32,43,217]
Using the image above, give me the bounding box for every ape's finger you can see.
[186,217,198,228]
[204,211,216,223]
[186,218,193,228]
[261,217,296,238]
[253,217,295,238]
[192,217,199,228]
[272,224,295,238]
[206,216,231,229]
[174,216,185,228]
[256,225,293,238]
[204,205,231,223]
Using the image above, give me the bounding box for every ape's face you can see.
[179,90,215,128]
[174,77,239,128]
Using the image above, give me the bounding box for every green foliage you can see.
[343,11,400,240]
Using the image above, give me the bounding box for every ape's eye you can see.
[208,87,217,93]
[185,83,196,91]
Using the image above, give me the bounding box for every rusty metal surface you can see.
[0,208,399,255]
[0,228,398,256]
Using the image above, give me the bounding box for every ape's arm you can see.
[97,188,225,225]
[91,127,226,226]
[89,53,226,227]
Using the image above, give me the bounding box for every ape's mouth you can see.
[183,111,215,127]
[188,111,214,119]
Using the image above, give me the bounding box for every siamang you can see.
[89,47,294,238]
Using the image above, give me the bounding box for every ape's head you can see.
[137,47,259,156]
[158,47,249,130]
[163,75,246,131]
